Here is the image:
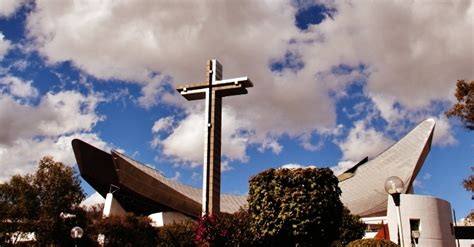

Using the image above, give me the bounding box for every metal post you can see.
[453,209,460,247]
[396,205,405,247]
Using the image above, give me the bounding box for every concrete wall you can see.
[148,212,191,227]
[103,192,126,217]
[387,194,456,247]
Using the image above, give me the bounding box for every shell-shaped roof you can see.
[113,151,247,214]
[339,119,435,216]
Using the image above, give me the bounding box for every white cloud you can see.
[0,132,111,182]
[336,120,394,161]
[151,116,175,134]
[0,33,11,60]
[23,0,473,164]
[152,106,252,167]
[318,1,472,109]
[331,160,356,176]
[258,139,283,154]
[281,163,304,169]
[0,0,25,18]
[25,0,339,157]
[221,160,233,172]
[432,116,457,146]
[137,75,169,108]
[0,75,38,98]
[0,78,110,181]
[414,172,432,189]
[170,171,181,181]
[281,163,316,169]
[0,89,104,144]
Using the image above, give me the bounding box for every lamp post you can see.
[385,176,405,247]
[70,226,83,247]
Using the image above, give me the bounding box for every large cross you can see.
[176,59,253,215]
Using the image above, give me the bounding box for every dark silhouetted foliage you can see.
[93,213,157,247]
[347,238,399,247]
[337,207,366,245]
[156,220,197,247]
[0,156,85,246]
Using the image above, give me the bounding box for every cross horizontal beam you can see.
[176,77,253,101]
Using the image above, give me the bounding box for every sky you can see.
[0,0,472,219]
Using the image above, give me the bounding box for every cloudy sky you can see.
[0,0,472,218]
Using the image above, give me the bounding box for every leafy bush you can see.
[337,207,366,245]
[347,239,399,247]
[93,213,157,246]
[157,220,197,247]
[195,209,256,246]
[248,168,343,246]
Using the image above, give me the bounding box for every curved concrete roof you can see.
[73,119,435,218]
[72,139,246,218]
[339,118,435,216]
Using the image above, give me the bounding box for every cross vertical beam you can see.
[176,59,253,215]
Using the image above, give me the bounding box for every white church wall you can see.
[102,192,127,217]
[387,194,456,247]
[148,212,191,227]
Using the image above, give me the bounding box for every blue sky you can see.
[0,1,472,219]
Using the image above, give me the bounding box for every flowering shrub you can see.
[194,209,256,246]
[195,213,231,246]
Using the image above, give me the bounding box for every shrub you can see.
[337,207,366,245]
[248,168,343,246]
[347,239,399,247]
[157,220,197,247]
[195,209,256,246]
[93,213,157,246]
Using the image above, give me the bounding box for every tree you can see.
[248,168,343,246]
[446,80,474,130]
[33,156,85,245]
[0,175,38,244]
[0,156,85,246]
[446,80,474,224]
[462,167,474,193]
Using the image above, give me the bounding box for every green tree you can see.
[248,168,343,246]
[0,156,85,246]
[0,175,38,244]
[446,80,474,130]
[33,156,85,245]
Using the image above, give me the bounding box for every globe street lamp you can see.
[385,176,405,247]
[70,226,83,247]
